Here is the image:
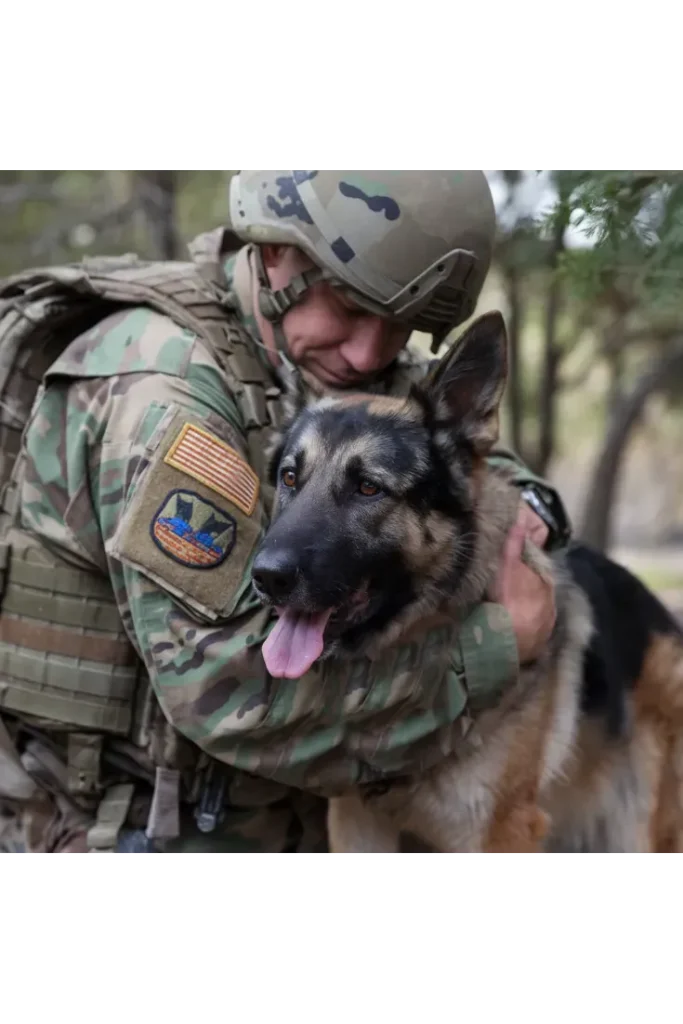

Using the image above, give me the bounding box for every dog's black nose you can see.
[252,549,298,603]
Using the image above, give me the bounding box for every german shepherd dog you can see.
[252,312,683,852]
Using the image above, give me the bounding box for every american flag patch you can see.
[164,423,260,517]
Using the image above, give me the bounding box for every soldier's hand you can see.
[490,505,556,665]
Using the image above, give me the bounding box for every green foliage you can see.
[492,170,683,474]
[542,171,683,313]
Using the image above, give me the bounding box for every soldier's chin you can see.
[304,358,363,389]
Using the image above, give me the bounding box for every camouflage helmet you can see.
[228,171,496,345]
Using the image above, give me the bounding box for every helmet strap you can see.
[251,244,449,377]
[252,245,325,370]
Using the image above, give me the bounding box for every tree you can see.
[134,171,180,260]
[519,171,683,550]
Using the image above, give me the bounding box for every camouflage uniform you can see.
[0,172,570,852]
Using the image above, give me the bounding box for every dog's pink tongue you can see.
[262,608,333,679]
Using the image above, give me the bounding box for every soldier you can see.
[0,170,568,852]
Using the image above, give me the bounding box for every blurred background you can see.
[1,169,682,619]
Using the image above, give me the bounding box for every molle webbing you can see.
[0,295,123,505]
[0,233,286,846]
[61,252,286,478]
[0,532,143,736]
[0,232,286,482]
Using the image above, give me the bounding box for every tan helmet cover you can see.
[229,170,496,340]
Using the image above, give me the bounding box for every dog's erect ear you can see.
[264,368,308,485]
[265,432,286,486]
[422,311,508,454]
[278,363,308,425]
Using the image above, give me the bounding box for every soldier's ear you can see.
[421,311,508,456]
[260,244,287,270]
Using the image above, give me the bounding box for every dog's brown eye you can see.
[358,480,380,497]
[281,469,297,488]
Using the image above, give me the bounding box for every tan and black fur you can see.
[253,312,683,853]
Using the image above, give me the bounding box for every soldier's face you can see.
[260,245,410,388]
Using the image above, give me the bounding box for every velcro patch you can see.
[110,409,263,621]
[164,422,259,516]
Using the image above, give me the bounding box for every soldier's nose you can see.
[252,549,299,603]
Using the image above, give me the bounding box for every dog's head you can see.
[253,311,508,678]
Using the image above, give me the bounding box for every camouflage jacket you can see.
[15,244,567,851]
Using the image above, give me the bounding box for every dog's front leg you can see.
[327,793,401,852]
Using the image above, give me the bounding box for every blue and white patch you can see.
[150,488,236,570]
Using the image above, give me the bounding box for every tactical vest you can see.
[0,228,294,850]
[0,229,431,852]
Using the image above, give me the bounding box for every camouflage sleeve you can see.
[487,446,572,548]
[20,319,519,797]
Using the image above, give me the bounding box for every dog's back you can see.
[328,541,683,853]
[544,544,683,852]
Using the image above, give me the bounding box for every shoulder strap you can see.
[0,231,252,371]
[0,241,275,852]
[187,226,242,292]
[0,238,285,496]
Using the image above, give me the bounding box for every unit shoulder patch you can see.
[151,488,236,569]
[110,409,264,620]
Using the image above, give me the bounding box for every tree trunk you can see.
[502,262,525,456]
[535,214,566,477]
[579,341,683,551]
[135,171,180,260]
[605,346,625,419]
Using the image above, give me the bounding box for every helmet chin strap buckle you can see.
[252,246,327,375]
[258,287,290,322]
[258,265,325,323]
[270,319,302,394]
[257,284,302,370]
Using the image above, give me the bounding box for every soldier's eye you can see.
[281,469,297,488]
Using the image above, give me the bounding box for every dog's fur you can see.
[253,311,683,852]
